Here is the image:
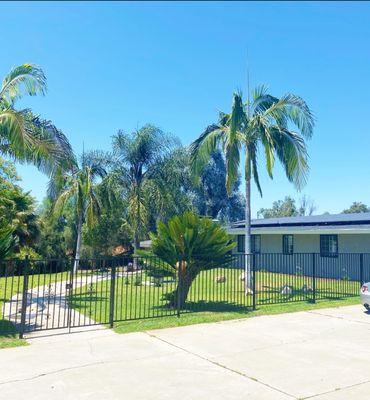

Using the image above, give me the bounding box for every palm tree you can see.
[190,86,314,290]
[110,125,176,253]
[51,151,107,272]
[0,63,74,173]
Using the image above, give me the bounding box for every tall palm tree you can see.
[0,63,74,173]
[190,86,314,290]
[110,125,176,253]
[51,151,107,272]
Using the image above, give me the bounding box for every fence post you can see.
[312,253,316,304]
[177,260,182,318]
[252,253,256,311]
[109,259,116,328]
[360,253,364,287]
[19,256,29,339]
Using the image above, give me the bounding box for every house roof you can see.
[229,212,370,229]
[228,213,370,235]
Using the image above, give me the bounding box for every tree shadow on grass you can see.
[0,319,18,337]
[154,300,251,314]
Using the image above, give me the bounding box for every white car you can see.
[360,283,370,311]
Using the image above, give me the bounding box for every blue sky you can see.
[1,1,370,216]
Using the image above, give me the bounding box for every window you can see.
[320,235,338,257]
[252,235,261,254]
[236,235,261,253]
[237,235,244,253]
[282,235,294,255]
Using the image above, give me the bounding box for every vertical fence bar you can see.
[360,253,364,287]
[109,259,116,328]
[177,260,182,318]
[19,256,29,339]
[312,253,316,304]
[252,253,256,310]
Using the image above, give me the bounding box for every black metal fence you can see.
[0,252,367,337]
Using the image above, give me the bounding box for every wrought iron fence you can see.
[0,252,367,337]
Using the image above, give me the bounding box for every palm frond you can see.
[0,64,46,104]
[189,124,224,178]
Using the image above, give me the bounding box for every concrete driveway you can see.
[0,305,369,400]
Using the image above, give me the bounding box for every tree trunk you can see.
[245,148,252,293]
[73,215,83,274]
[169,277,193,309]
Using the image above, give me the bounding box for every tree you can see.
[342,202,370,214]
[0,157,40,257]
[190,86,314,290]
[0,64,73,173]
[298,195,316,216]
[257,196,298,219]
[110,125,177,253]
[257,195,316,219]
[50,151,107,272]
[193,150,245,222]
[151,212,235,308]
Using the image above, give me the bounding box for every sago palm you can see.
[190,86,314,289]
[0,64,74,174]
[51,152,107,272]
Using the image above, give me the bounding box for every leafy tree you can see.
[151,212,235,308]
[0,64,74,173]
[190,86,314,289]
[258,195,316,219]
[258,196,297,218]
[342,202,370,214]
[0,157,40,257]
[110,125,178,253]
[50,151,107,272]
[193,150,245,222]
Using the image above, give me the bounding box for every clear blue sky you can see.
[1,1,370,216]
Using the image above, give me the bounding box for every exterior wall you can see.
[231,233,370,281]
[232,233,370,254]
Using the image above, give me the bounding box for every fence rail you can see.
[0,252,367,337]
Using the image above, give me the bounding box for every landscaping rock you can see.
[216,276,226,283]
[281,285,293,295]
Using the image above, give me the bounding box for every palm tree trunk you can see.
[73,215,83,274]
[245,148,252,293]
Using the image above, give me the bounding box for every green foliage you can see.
[151,212,235,268]
[110,125,185,249]
[0,64,74,175]
[342,202,370,214]
[0,159,40,258]
[257,195,316,219]
[151,212,235,307]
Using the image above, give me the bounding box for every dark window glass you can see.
[320,235,338,257]
[236,235,261,253]
[282,235,294,255]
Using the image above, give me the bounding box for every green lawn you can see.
[70,267,360,325]
[0,266,361,349]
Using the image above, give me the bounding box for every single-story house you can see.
[228,212,370,256]
[228,213,370,280]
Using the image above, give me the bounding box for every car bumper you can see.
[360,292,370,308]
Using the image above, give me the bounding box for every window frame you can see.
[236,234,261,254]
[282,234,294,255]
[320,234,338,258]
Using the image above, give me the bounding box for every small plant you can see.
[295,266,303,276]
[134,275,142,286]
[124,276,130,285]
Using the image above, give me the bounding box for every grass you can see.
[113,296,360,334]
[0,267,89,348]
[0,265,361,348]
[70,267,360,329]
